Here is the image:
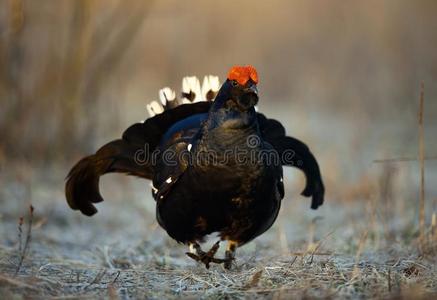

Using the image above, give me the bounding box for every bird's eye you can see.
[231,80,238,87]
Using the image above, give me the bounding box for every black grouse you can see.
[65,65,325,269]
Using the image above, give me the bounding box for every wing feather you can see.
[258,113,325,209]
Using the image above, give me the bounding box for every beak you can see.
[245,84,258,95]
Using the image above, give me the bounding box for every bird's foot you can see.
[186,241,227,269]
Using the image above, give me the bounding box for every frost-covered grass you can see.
[0,163,436,299]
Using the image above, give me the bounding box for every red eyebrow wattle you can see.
[227,65,258,85]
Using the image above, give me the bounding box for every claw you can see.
[186,241,227,269]
[206,241,220,257]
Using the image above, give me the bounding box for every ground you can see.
[0,163,436,299]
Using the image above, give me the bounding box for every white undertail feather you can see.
[146,75,221,117]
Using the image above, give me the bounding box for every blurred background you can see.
[0,0,436,264]
[1,0,436,204]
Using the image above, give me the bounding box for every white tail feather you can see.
[204,75,220,92]
[159,87,176,106]
[146,100,164,117]
[201,76,211,101]
[147,75,220,117]
[182,76,202,102]
[201,75,220,101]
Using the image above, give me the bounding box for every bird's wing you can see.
[151,140,193,201]
[65,102,211,216]
[257,113,325,209]
[151,112,209,201]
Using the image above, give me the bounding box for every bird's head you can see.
[219,65,259,111]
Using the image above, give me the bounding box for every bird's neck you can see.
[204,89,258,131]
[195,91,260,150]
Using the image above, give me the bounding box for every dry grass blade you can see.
[14,205,34,276]
[84,269,107,290]
[17,216,23,253]
[387,267,392,292]
[418,82,426,250]
[244,270,263,289]
[307,216,323,251]
[373,156,437,163]
[352,230,368,279]
[432,213,437,243]
[108,284,119,300]
[111,270,121,284]
[306,228,336,264]
[278,223,289,254]
[0,274,40,292]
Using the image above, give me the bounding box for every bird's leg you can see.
[224,241,238,270]
[189,242,205,255]
[186,241,225,269]
[186,242,206,261]
[188,243,198,255]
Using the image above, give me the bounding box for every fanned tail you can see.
[146,75,220,117]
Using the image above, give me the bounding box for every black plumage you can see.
[65,66,325,269]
